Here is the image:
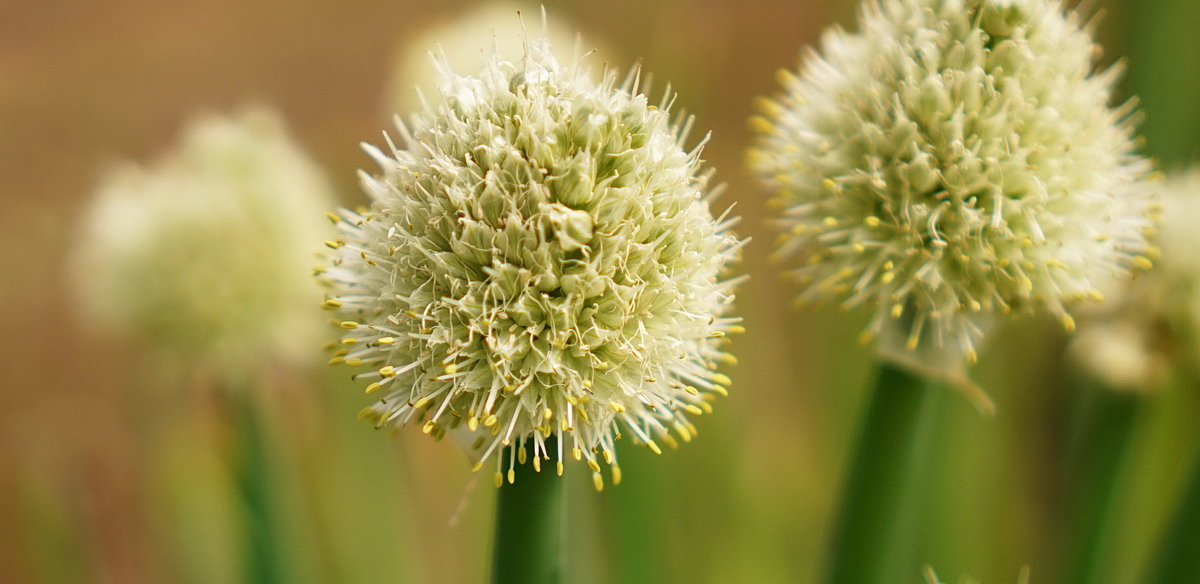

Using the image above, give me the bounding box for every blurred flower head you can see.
[386,2,605,116]
[323,31,742,489]
[750,0,1156,373]
[1071,169,1200,391]
[73,107,335,375]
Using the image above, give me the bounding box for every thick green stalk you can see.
[826,361,941,584]
[492,440,566,584]
[1148,450,1200,584]
[1065,387,1141,584]
[231,389,284,584]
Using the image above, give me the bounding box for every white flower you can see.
[73,107,335,373]
[322,34,741,489]
[386,2,605,115]
[750,0,1156,372]
[1071,170,1200,391]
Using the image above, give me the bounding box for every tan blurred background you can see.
[2,0,1199,583]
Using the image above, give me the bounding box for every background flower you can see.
[72,107,334,374]
[751,0,1157,368]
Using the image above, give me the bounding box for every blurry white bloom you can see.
[74,107,335,373]
[750,0,1156,375]
[387,2,604,115]
[323,34,741,489]
[1071,170,1200,391]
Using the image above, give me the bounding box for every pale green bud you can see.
[323,32,742,487]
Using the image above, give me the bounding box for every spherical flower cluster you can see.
[322,36,741,489]
[73,108,335,373]
[750,0,1156,366]
[386,2,602,115]
[1071,170,1200,391]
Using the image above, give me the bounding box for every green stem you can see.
[492,440,566,584]
[231,389,284,584]
[826,361,941,584]
[1065,387,1141,584]
[1148,449,1200,584]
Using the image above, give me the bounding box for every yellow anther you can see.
[711,385,729,397]
[444,363,457,374]
[324,240,344,249]
[364,382,382,395]
[1062,314,1076,332]
[748,116,775,134]
[405,311,419,318]
[891,303,904,318]
[906,335,920,351]
[1133,255,1153,270]
[327,356,345,366]
[865,216,882,227]
[700,401,714,414]
[685,404,704,416]
[507,469,515,484]
[471,461,484,472]
[518,446,527,465]
[708,331,726,338]
[340,321,360,329]
[674,422,692,442]
[483,415,498,427]
[322,299,343,309]
[612,465,623,485]
[356,407,376,421]
[533,456,542,473]
[422,421,436,434]
[858,330,876,346]
[685,386,699,395]
[379,366,396,377]
[823,217,839,227]
[467,417,479,431]
[609,402,625,413]
[602,449,613,464]
[710,373,733,386]
[572,448,583,461]
[556,461,564,476]
[592,472,605,492]
[883,261,894,270]
[881,272,895,284]
[587,459,601,473]
[969,300,982,312]
[377,336,395,345]
[727,325,746,335]
[967,349,978,364]
[413,397,432,408]
[646,440,662,455]
[543,408,554,420]
[344,357,363,367]
[494,472,503,488]
[341,337,358,345]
